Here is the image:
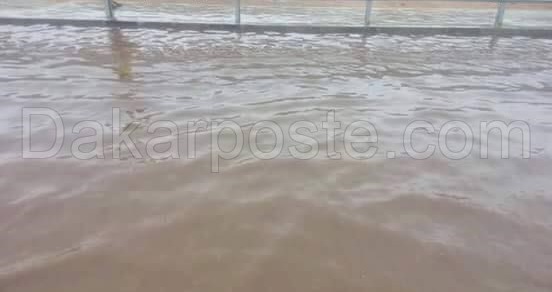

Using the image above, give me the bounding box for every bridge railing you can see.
[95,0,550,28]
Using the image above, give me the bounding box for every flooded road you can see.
[1,24,552,291]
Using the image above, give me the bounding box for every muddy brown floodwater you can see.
[0,25,552,292]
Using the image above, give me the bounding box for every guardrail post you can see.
[235,0,241,24]
[364,0,373,26]
[494,0,506,28]
[105,0,114,19]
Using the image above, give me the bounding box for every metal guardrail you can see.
[105,0,114,19]
[102,0,551,28]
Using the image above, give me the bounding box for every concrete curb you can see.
[1,17,551,38]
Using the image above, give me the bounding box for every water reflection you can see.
[108,27,148,137]
[109,27,134,81]
[489,35,500,49]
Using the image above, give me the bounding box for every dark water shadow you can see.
[489,35,499,50]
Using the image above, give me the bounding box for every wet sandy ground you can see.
[1,25,552,291]
[1,0,552,27]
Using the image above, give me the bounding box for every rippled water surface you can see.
[1,24,552,292]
